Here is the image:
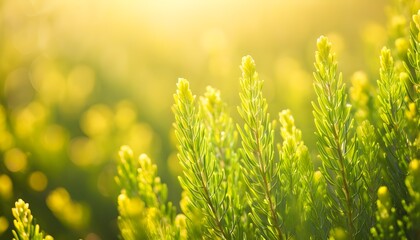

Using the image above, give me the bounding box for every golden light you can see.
[28,171,48,192]
[0,175,13,200]
[0,216,9,236]
[4,148,27,173]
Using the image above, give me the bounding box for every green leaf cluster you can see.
[115,146,184,239]
[113,9,420,239]
[11,199,53,240]
[7,2,420,240]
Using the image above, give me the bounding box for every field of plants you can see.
[1,0,419,239]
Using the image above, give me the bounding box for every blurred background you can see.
[0,0,389,239]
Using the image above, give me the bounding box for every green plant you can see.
[313,36,376,239]
[11,199,53,240]
[113,10,419,239]
[6,3,420,240]
[115,146,182,239]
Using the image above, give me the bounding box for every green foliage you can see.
[112,13,420,237]
[370,186,406,239]
[278,109,328,239]
[406,10,420,159]
[110,7,420,239]
[4,2,420,240]
[12,199,53,240]
[237,56,282,239]
[173,79,236,239]
[116,146,183,239]
[403,159,420,238]
[377,47,410,198]
[313,36,365,238]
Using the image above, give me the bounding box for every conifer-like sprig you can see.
[312,36,362,238]
[377,47,410,198]
[405,10,420,159]
[173,79,232,239]
[200,86,247,238]
[200,86,238,176]
[116,146,180,239]
[12,199,53,240]
[370,186,406,239]
[237,56,283,239]
[277,109,313,238]
[357,121,381,222]
[403,159,420,237]
[116,146,139,197]
[407,10,420,91]
[278,110,311,196]
[306,170,330,239]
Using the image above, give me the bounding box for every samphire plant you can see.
[11,6,420,240]
[112,12,420,240]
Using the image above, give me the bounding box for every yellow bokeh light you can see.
[69,137,102,167]
[41,124,67,152]
[28,171,48,192]
[80,104,113,137]
[0,130,14,151]
[66,65,96,109]
[14,102,47,138]
[0,216,9,236]
[0,175,13,199]
[30,59,66,104]
[409,159,419,175]
[47,187,70,211]
[47,188,89,230]
[127,123,154,153]
[4,148,27,172]
[114,101,137,130]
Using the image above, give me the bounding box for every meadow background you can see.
[0,0,388,239]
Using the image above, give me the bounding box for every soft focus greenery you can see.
[1,0,419,239]
[114,31,419,238]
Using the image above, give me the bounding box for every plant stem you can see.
[332,125,355,237]
[190,126,230,240]
[253,125,283,240]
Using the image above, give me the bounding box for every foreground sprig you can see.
[116,146,182,239]
[173,79,233,239]
[377,47,410,199]
[278,109,323,238]
[12,199,53,240]
[237,56,283,240]
[200,86,248,238]
[312,36,365,238]
[405,10,420,161]
[403,159,420,237]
